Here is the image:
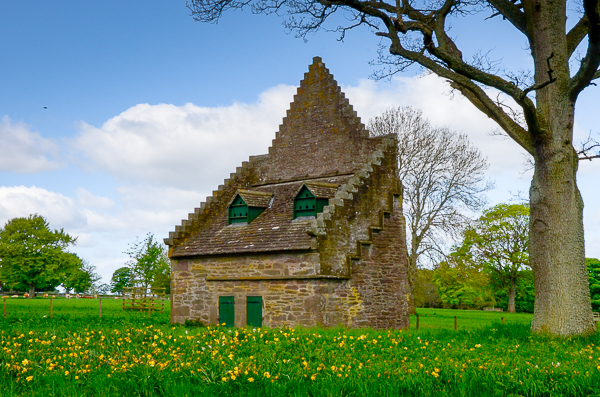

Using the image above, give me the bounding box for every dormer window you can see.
[229,195,249,224]
[293,182,338,219]
[228,190,272,225]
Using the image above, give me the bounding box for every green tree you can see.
[433,249,495,309]
[125,233,170,294]
[63,260,101,294]
[465,204,530,313]
[587,258,600,311]
[491,268,535,313]
[110,267,133,295]
[413,268,441,308]
[0,214,80,298]
[189,0,600,336]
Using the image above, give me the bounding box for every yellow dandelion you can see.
[222,377,227,382]
[248,377,254,382]
[231,375,236,380]
[26,376,33,382]
[432,371,439,378]
[311,374,317,381]
[65,371,69,376]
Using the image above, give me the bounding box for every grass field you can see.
[1,297,599,396]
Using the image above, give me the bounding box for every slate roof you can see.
[235,190,273,207]
[171,177,348,257]
[303,182,339,199]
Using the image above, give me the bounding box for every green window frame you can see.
[228,194,267,224]
[246,296,263,328]
[293,186,329,219]
[219,296,235,327]
[229,195,248,224]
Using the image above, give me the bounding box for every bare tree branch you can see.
[566,14,590,57]
[487,0,528,36]
[368,106,492,271]
[569,0,600,100]
[577,132,600,161]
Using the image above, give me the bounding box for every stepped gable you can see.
[167,58,409,329]
[165,57,384,252]
[253,57,380,184]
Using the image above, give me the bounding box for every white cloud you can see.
[77,188,115,211]
[72,85,296,189]
[0,186,86,230]
[344,74,532,180]
[0,116,60,173]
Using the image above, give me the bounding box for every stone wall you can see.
[171,247,406,329]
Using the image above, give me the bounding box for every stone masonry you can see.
[165,57,410,329]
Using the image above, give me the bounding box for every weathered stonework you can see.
[166,57,410,329]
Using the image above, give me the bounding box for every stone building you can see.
[165,57,410,329]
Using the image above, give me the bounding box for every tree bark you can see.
[507,278,516,313]
[529,141,594,334]
[526,1,595,335]
[28,283,35,299]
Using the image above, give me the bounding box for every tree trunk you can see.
[507,278,516,313]
[407,254,417,315]
[526,1,594,336]
[28,283,35,299]
[529,145,594,335]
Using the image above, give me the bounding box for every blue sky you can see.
[1,1,598,285]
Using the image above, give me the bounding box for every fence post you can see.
[50,297,53,319]
[3,297,6,319]
[416,314,420,330]
[454,316,457,330]
[99,298,102,318]
[501,317,504,324]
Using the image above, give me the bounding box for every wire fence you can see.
[1,294,170,322]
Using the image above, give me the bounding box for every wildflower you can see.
[231,375,236,380]
[26,376,33,382]
[65,371,69,376]
[475,344,481,348]
[222,377,227,382]
[264,372,271,378]
[248,377,254,382]
[311,374,317,380]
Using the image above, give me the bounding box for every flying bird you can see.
[43,106,47,109]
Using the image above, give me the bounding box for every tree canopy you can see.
[188,0,600,335]
[124,234,170,294]
[463,203,530,313]
[433,249,495,310]
[587,258,600,311]
[0,214,81,298]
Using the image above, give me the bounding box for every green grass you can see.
[1,298,599,396]
[410,308,533,330]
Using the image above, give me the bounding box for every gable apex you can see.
[253,57,381,184]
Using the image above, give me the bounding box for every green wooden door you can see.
[219,296,235,327]
[246,296,263,328]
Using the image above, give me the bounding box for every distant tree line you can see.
[413,203,600,313]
